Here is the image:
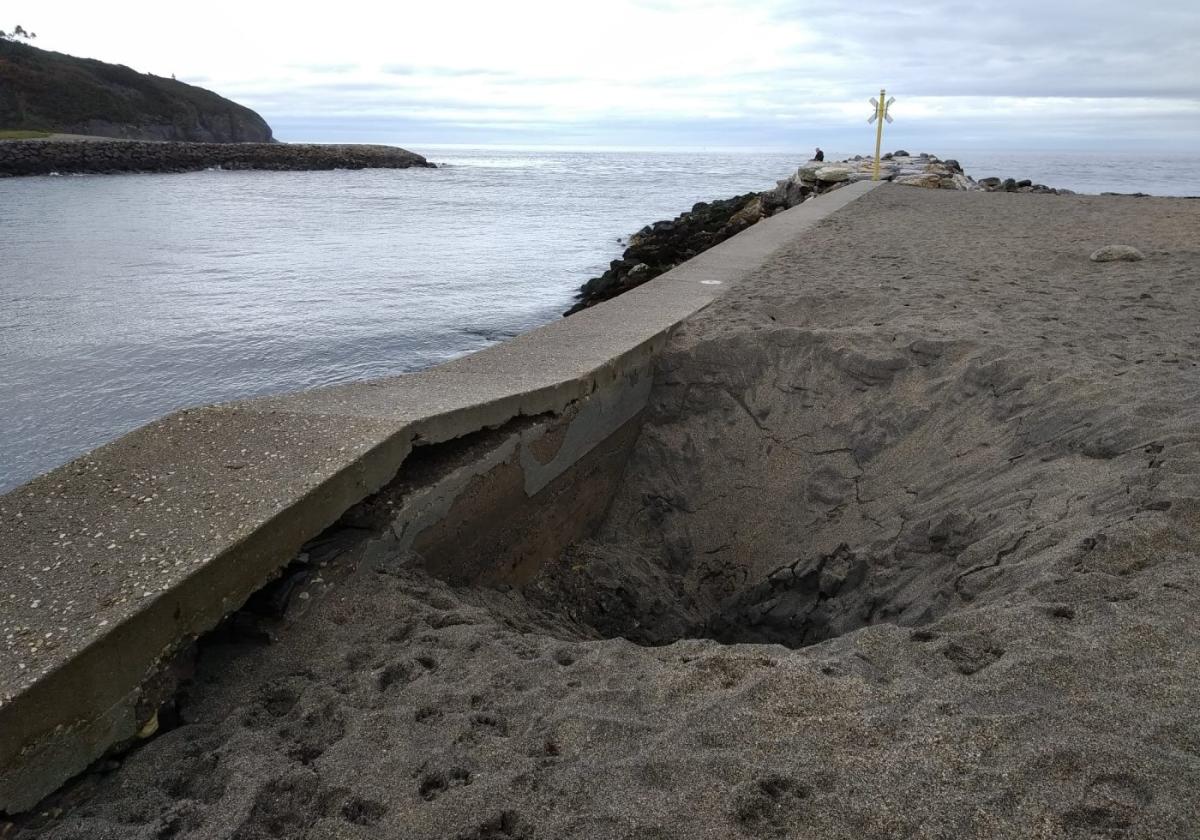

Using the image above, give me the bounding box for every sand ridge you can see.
[14,187,1200,839]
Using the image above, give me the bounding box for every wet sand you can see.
[15,187,1200,838]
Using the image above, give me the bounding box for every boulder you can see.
[815,166,852,183]
[896,173,943,189]
[1089,245,1145,263]
[626,263,653,281]
[797,163,824,182]
[761,177,809,212]
[728,196,765,228]
[892,149,909,157]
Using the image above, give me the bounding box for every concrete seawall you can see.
[0,180,880,812]
[0,140,434,176]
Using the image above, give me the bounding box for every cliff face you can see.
[0,41,273,142]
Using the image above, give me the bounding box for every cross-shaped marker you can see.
[868,89,896,180]
[868,96,895,125]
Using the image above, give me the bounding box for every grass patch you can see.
[0,129,51,139]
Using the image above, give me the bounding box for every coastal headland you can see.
[0,40,434,175]
[0,139,435,176]
[0,40,273,143]
[3,181,1200,837]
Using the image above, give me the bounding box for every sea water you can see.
[2,146,1198,490]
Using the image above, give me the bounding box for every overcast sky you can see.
[8,0,1199,150]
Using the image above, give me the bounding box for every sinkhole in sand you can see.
[523,534,963,651]
[515,332,1078,652]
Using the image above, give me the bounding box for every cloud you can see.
[380,65,512,78]
[8,0,1199,149]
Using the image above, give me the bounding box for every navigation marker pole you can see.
[868,89,895,181]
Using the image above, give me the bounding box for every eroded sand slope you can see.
[20,188,1200,839]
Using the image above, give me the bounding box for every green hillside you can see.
[0,40,273,142]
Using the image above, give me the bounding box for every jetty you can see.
[0,139,434,176]
[4,180,1200,838]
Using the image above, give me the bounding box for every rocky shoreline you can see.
[566,151,1071,314]
[0,139,435,176]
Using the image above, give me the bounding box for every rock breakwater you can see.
[567,152,1071,314]
[565,162,859,315]
[780,151,1072,195]
[0,140,434,176]
[566,192,765,315]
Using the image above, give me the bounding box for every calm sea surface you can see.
[2,146,1198,491]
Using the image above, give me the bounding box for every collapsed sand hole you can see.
[527,540,890,649]
[519,326,1146,651]
[227,321,1147,660]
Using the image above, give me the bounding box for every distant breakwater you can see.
[0,140,435,176]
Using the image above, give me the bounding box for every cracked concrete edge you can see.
[0,179,880,813]
[519,366,653,498]
[391,363,654,553]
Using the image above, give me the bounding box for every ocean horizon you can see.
[300,142,1200,197]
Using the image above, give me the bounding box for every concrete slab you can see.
[0,179,879,812]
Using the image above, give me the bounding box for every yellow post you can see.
[872,88,886,181]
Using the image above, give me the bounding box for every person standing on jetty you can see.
[814,147,824,161]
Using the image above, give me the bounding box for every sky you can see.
[6,0,1199,151]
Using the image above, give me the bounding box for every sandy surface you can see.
[14,187,1200,838]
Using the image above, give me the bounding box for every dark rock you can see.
[979,174,1066,195]
[0,140,434,177]
[892,149,909,157]
[626,263,652,282]
[565,192,761,315]
[761,178,810,213]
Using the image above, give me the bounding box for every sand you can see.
[13,187,1200,838]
